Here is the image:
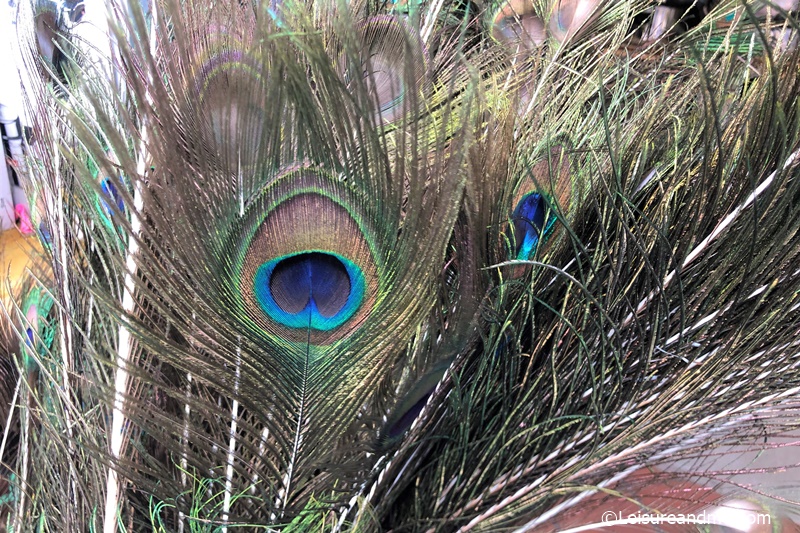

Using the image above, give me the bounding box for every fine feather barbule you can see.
[11,0,800,530]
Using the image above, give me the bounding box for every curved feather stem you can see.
[179,371,191,533]
[102,152,142,533]
[221,339,242,532]
[50,113,81,526]
[280,313,313,516]
[103,2,157,531]
[12,373,30,533]
[422,0,446,43]
[0,372,21,465]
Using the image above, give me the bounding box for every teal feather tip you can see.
[253,251,366,331]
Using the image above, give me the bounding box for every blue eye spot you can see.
[510,192,552,260]
[253,252,366,331]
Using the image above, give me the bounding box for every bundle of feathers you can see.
[3,0,800,530]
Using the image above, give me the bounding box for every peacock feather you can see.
[3,0,800,530]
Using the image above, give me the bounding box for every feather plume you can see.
[4,0,800,530]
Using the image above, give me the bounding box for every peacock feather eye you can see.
[509,191,555,260]
[345,16,427,124]
[194,49,265,100]
[254,251,366,331]
[369,52,406,116]
[548,0,603,43]
[192,48,267,172]
[504,144,574,262]
[236,169,379,345]
[489,0,547,49]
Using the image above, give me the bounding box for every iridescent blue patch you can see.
[510,192,555,260]
[253,252,366,331]
[38,222,52,246]
[100,177,125,217]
